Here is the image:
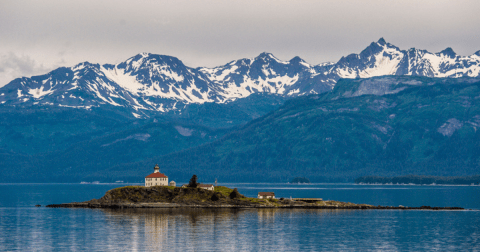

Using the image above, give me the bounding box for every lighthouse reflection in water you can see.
[98,208,480,251]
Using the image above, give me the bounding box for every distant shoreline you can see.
[355,175,480,186]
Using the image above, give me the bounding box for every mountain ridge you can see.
[2,39,480,118]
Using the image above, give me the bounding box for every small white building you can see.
[198,184,215,191]
[169,181,176,187]
[258,192,275,199]
[181,183,215,191]
[145,164,168,187]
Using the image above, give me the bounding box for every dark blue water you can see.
[1,183,479,251]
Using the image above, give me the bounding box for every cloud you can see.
[1,0,480,87]
[0,52,51,87]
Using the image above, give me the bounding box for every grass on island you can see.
[214,186,279,204]
[243,197,280,206]
[107,185,142,194]
[103,185,368,207]
[214,186,234,197]
[108,185,175,193]
[315,200,373,208]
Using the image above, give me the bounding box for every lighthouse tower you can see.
[145,164,168,187]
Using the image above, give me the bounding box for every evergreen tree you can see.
[211,193,220,201]
[229,188,240,199]
[188,175,198,188]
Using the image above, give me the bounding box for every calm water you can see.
[1,183,479,251]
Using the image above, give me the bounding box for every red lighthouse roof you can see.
[145,173,168,178]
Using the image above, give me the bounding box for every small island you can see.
[290,177,311,183]
[47,166,464,210]
[46,185,463,210]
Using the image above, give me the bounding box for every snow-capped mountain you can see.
[1,38,480,117]
[330,38,480,79]
[0,53,215,117]
[198,52,325,100]
[0,52,327,116]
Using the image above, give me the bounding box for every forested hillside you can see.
[105,76,480,183]
[3,76,480,183]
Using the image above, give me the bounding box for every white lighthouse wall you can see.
[145,177,169,187]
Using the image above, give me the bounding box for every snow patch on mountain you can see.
[101,67,144,94]
[174,126,194,136]
[438,118,463,137]
[359,47,403,77]
[28,86,55,98]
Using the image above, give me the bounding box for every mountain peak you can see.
[130,52,176,62]
[254,52,288,64]
[257,52,275,58]
[72,61,98,71]
[439,47,457,58]
[127,53,148,63]
[377,37,387,45]
[124,53,183,67]
[289,56,305,64]
[474,50,480,57]
[359,39,388,58]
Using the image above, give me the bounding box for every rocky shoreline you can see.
[45,185,465,211]
[46,202,464,210]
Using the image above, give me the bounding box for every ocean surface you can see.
[1,183,479,251]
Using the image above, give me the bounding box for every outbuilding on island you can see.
[145,164,168,187]
[181,183,215,191]
[198,184,214,191]
[258,192,275,199]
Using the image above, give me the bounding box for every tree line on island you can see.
[188,175,241,201]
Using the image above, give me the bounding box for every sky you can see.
[1,0,480,87]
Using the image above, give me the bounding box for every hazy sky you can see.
[1,0,480,86]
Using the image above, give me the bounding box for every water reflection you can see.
[97,208,479,251]
[101,208,247,251]
[2,207,479,251]
[98,208,367,251]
